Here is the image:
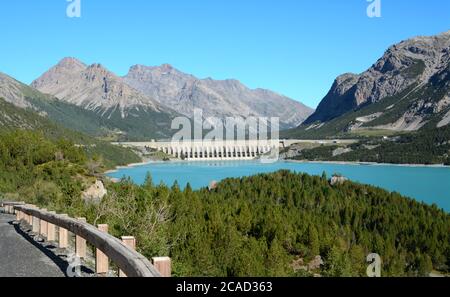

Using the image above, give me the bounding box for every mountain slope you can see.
[1,68,175,140]
[0,97,141,168]
[31,58,180,140]
[124,64,313,129]
[1,71,106,135]
[286,30,450,139]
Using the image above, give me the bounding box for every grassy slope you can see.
[20,84,176,141]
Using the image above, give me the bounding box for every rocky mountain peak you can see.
[305,30,450,125]
[57,57,86,69]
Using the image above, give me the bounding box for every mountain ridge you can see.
[286,30,450,138]
[124,63,313,128]
[31,57,313,129]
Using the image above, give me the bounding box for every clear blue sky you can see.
[0,0,449,108]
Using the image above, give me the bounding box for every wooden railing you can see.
[1,201,171,277]
[1,201,25,214]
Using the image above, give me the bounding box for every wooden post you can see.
[59,214,69,248]
[152,257,172,277]
[40,209,48,237]
[18,205,24,221]
[96,224,109,275]
[47,211,56,241]
[16,210,21,221]
[27,205,35,226]
[76,218,87,258]
[32,215,40,234]
[119,236,136,277]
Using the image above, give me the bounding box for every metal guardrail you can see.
[2,202,171,277]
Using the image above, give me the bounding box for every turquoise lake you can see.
[107,161,450,212]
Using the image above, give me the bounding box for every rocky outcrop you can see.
[82,180,107,203]
[330,175,348,186]
[332,147,352,157]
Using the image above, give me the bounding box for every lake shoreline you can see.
[104,159,162,175]
[286,159,450,168]
[103,157,450,212]
[104,158,450,176]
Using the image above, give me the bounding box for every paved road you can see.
[0,213,65,277]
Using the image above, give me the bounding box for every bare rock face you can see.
[0,72,31,108]
[82,180,107,203]
[330,175,348,186]
[124,64,314,128]
[305,30,450,125]
[308,256,324,271]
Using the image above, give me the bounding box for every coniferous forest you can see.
[290,125,450,165]
[1,130,449,277]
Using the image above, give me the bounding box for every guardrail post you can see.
[96,224,109,275]
[76,218,87,259]
[119,236,136,277]
[32,208,40,234]
[40,209,48,238]
[16,209,21,221]
[152,257,172,277]
[27,204,35,226]
[47,211,56,241]
[18,202,25,218]
[59,214,69,248]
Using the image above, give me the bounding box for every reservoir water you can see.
[107,161,450,212]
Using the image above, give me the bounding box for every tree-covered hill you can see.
[289,124,450,165]
[163,171,450,276]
